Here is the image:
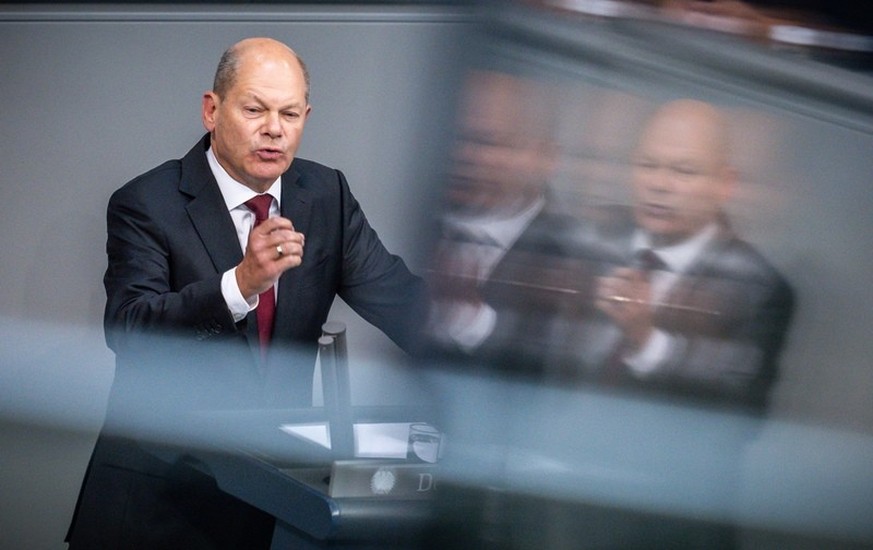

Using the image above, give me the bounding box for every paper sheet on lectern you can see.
[280,422,414,458]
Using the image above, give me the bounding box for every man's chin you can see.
[247,165,290,185]
[645,227,691,248]
[637,217,678,240]
[446,189,488,212]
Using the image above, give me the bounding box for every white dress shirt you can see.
[624,224,719,376]
[431,197,545,351]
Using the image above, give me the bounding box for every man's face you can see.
[631,104,733,246]
[202,49,310,192]
[446,72,553,217]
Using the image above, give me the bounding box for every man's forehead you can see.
[228,61,306,101]
[638,118,722,160]
[238,60,301,82]
[237,87,303,101]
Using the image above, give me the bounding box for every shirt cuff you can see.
[448,302,497,353]
[221,267,257,323]
[624,328,671,377]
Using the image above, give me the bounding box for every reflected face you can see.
[631,102,733,246]
[202,42,311,192]
[446,72,553,216]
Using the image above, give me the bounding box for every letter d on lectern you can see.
[417,473,434,492]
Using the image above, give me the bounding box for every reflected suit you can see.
[426,201,586,381]
[571,205,794,410]
[426,204,795,550]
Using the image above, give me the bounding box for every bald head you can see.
[213,37,310,104]
[446,70,558,216]
[631,99,735,246]
[202,36,312,192]
[639,99,731,170]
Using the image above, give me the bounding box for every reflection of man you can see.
[426,70,580,376]
[577,99,794,409]
[67,37,423,548]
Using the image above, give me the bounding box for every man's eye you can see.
[283,111,300,119]
[672,165,700,177]
[244,107,262,114]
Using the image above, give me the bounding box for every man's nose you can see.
[646,166,674,192]
[262,112,282,138]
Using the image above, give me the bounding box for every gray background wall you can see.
[2,3,873,549]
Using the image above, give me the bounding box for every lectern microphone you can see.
[319,322,355,459]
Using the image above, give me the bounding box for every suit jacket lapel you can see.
[656,224,732,333]
[180,136,244,274]
[179,136,258,357]
[274,164,314,333]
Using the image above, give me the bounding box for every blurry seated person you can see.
[572,99,794,410]
[426,70,583,378]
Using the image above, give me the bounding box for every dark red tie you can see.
[633,248,666,275]
[244,195,276,352]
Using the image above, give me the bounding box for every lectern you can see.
[191,322,437,549]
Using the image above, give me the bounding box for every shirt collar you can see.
[633,223,718,274]
[444,196,545,250]
[206,146,281,211]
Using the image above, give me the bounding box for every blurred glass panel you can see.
[418,2,873,547]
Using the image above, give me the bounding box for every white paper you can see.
[279,421,423,458]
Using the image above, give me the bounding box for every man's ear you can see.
[202,91,219,132]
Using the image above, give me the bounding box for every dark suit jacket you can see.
[424,202,588,381]
[426,201,793,412]
[568,206,795,410]
[423,206,782,549]
[67,135,424,549]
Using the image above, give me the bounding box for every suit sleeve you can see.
[103,181,238,354]
[649,255,795,409]
[333,170,427,353]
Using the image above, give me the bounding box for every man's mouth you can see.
[641,203,674,218]
[256,148,283,161]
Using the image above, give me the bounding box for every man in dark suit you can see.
[510,99,795,549]
[424,97,794,549]
[66,37,424,549]
[573,99,795,411]
[425,69,583,379]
